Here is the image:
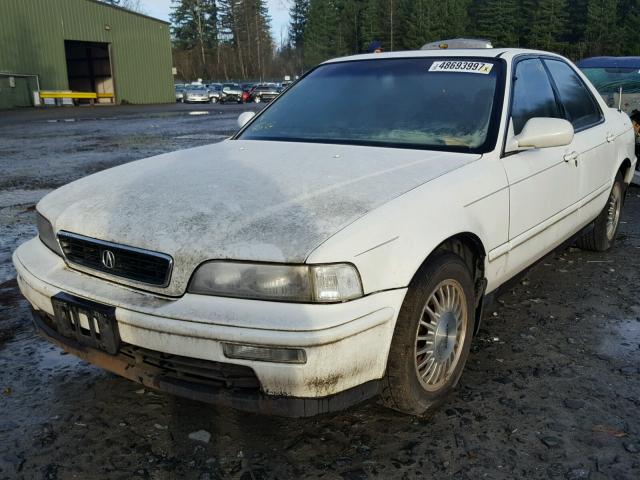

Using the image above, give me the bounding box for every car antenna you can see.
[618,86,623,112]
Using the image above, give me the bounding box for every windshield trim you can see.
[235,56,507,154]
[237,136,478,153]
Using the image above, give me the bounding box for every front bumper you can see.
[13,238,406,414]
[255,94,278,102]
[30,308,380,416]
[185,96,209,103]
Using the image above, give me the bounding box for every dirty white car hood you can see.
[39,140,479,295]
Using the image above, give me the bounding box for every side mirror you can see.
[511,118,574,150]
[237,111,256,129]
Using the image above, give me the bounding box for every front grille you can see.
[58,231,173,286]
[119,344,260,390]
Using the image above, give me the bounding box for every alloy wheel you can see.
[414,279,468,391]
[606,182,622,240]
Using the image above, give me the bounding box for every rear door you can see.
[542,58,612,224]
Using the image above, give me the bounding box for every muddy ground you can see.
[1,104,639,480]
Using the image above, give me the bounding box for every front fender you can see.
[306,157,509,295]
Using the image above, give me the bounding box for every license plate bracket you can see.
[51,293,120,355]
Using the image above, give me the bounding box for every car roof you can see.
[322,48,565,64]
[577,56,640,69]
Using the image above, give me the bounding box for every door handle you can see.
[606,133,615,143]
[563,151,578,164]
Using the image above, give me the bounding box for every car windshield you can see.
[187,85,207,91]
[580,67,640,94]
[224,84,238,89]
[580,66,640,113]
[238,57,503,152]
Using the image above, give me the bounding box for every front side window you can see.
[511,59,561,135]
[544,59,602,130]
[238,58,505,153]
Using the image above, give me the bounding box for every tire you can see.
[576,172,624,252]
[380,252,475,416]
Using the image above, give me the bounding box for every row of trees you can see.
[170,0,275,81]
[161,0,640,81]
[289,0,640,71]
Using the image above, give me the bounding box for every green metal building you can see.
[0,0,174,109]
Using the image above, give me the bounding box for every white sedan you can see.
[13,49,636,417]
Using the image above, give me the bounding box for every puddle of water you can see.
[36,344,87,373]
[0,188,50,208]
[598,316,640,359]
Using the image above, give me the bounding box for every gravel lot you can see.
[1,104,639,480]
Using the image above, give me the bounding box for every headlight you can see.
[188,261,363,303]
[36,212,63,256]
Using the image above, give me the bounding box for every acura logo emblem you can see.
[101,250,116,269]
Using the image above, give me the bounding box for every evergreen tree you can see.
[289,0,310,49]
[217,0,273,79]
[359,0,404,52]
[474,0,519,47]
[171,0,218,70]
[585,0,620,55]
[303,0,340,67]
[399,0,437,49]
[525,0,569,52]
[618,0,640,55]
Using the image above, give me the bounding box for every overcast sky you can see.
[140,0,291,46]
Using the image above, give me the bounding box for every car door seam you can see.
[488,181,610,261]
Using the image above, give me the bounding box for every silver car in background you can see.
[183,85,212,104]
[221,83,244,103]
[207,83,223,103]
[175,84,185,102]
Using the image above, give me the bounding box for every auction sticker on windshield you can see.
[428,61,493,74]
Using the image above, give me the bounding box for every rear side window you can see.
[544,59,603,130]
[511,59,561,135]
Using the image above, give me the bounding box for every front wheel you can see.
[381,253,475,415]
[576,172,624,251]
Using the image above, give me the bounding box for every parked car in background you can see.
[183,85,212,104]
[174,84,185,102]
[207,83,223,103]
[221,83,244,103]
[578,56,640,184]
[249,84,280,103]
[14,49,636,418]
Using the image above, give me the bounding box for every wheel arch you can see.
[412,231,485,279]
[619,157,633,185]
[410,232,488,329]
